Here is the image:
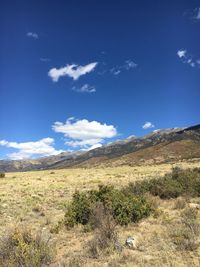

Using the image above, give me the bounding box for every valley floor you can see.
[0,159,200,266]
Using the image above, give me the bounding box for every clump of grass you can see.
[50,220,63,234]
[0,226,53,267]
[125,167,200,199]
[64,185,152,227]
[170,207,200,251]
[174,197,186,210]
[0,173,5,178]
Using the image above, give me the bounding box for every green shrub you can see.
[149,175,183,198]
[125,167,200,199]
[65,185,152,227]
[0,226,53,267]
[111,191,151,225]
[0,173,5,178]
[65,191,96,227]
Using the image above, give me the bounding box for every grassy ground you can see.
[0,160,200,266]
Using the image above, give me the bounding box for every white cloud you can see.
[65,139,101,147]
[177,50,186,58]
[142,122,155,129]
[0,140,8,146]
[127,135,136,139]
[48,62,98,82]
[88,143,102,150]
[72,84,96,93]
[52,117,117,150]
[0,138,63,160]
[26,32,39,39]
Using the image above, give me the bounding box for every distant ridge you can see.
[0,124,200,172]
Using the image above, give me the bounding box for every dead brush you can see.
[87,202,122,258]
[0,225,53,267]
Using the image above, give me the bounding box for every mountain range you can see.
[0,124,200,172]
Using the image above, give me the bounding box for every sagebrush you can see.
[126,167,200,199]
[65,184,152,227]
[0,226,53,267]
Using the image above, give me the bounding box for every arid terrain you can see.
[0,159,200,266]
[1,0,200,266]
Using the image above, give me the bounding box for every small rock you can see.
[125,236,137,249]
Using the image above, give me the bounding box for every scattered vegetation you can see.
[126,167,200,199]
[65,184,152,227]
[0,226,53,267]
[0,173,5,178]
[170,207,200,251]
[0,163,200,266]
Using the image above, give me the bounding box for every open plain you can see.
[0,160,200,266]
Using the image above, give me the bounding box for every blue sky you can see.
[0,0,200,159]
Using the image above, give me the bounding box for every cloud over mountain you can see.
[52,117,117,149]
[0,138,62,160]
[142,122,155,129]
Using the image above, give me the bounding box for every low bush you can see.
[65,185,152,227]
[0,173,5,178]
[125,167,200,199]
[0,226,53,267]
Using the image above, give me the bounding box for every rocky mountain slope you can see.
[0,151,83,172]
[0,124,200,172]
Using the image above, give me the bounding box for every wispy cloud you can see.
[48,62,98,82]
[110,60,138,75]
[124,60,138,70]
[184,7,200,21]
[110,68,121,75]
[52,117,117,150]
[72,84,96,93]
[142,122,155,129]
[195,7,200,20]
[0,138,62,160]
[26,32,39,39]
[40,58,51,62]
[177,49,199,68]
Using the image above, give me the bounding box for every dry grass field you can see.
[0,159,200,266]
